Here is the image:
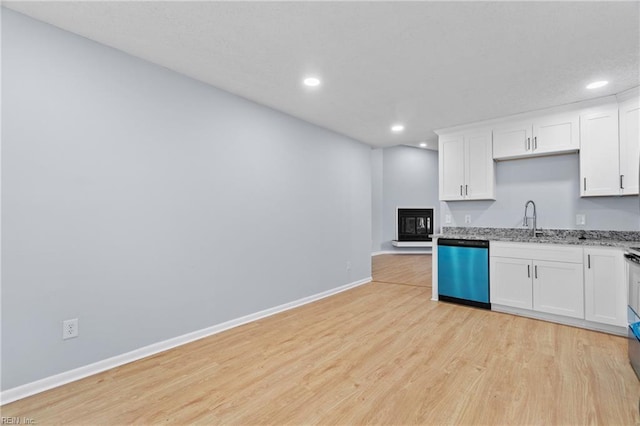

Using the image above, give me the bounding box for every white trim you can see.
[371,251,394,256]
[431,236,439,301]
[616,85,640,102]
[396,250,432,254]
[0,277,371,405]
[372,250,433,256]
[391,240,432,248]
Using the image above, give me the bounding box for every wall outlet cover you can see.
[63,318,79,340]
[464,215,471,224]
[445,214,452,224]
[576,214,586,226]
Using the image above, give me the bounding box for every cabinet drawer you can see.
[491,241,582,263]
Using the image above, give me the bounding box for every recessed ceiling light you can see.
[586,80,608,89]
[303,77,321,87]
[391,124,405,133]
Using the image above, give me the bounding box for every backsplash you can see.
[442,227,640,242]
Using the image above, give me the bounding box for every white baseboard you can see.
[372,250,432,256]
[371,251,394,256]
[391,241,433,248]
[0,276,372,405]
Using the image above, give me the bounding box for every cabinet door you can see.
[465,131,495,200]
[439,135,465,201]
[532,112,579,155]
[584,248,626,327]
[579,105,620,196]
[533,260,584,319]
[619,97,640,195]
[490,257,533,309]
[492,122,532,160]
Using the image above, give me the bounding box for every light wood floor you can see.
[3,255,639,424]
[372,254,431,287]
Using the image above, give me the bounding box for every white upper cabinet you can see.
[579,91,639,197]
[465,131,495,200]
[437,87,638,200]
[533,112,580,155]
[439,129,495,201]
[580,104,620,197]
[439,135,466,200]
[492,122,531,159]
[619,96,640,195]
[493,112,579,160]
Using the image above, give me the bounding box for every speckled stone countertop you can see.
[433,227,640,249]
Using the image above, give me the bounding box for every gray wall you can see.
[371,146,439,252]
[371,149,384,251]
[1,9,372,390]
[441,153,640,231]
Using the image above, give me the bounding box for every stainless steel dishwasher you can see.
[437,238,490,309]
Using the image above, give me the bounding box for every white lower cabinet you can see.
[491,257,584,318]
[532,260,584,319]
[491,242,628,333]
[490,257,533,309]
[490,242,584,319]
[584,247,626,327]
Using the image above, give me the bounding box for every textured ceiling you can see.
[4,1,640,149]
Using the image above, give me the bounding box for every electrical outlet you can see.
[576,214,586,226]
[464,214,471,224]
[445,214,452,224]
[63,318,79,340]
[346,261,351,271]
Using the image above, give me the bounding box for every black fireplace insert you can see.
[397,208,434,242]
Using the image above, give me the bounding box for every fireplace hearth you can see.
[397,208,434,242]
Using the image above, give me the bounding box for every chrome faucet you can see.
[523,200,541,237]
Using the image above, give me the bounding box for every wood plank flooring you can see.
[3,254,639,424]
[372,254,431,287]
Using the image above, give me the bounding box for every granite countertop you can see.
[433,227,640,249]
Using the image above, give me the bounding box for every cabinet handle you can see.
[534,265,538,279]
[527,264,531,278]
[460,185,463,196]
[533,136,537,150]
[620,175,624,189]
[527,137,531,151]
[588,254,591,269]
[583,177,587,191]
[465,185,468,195]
